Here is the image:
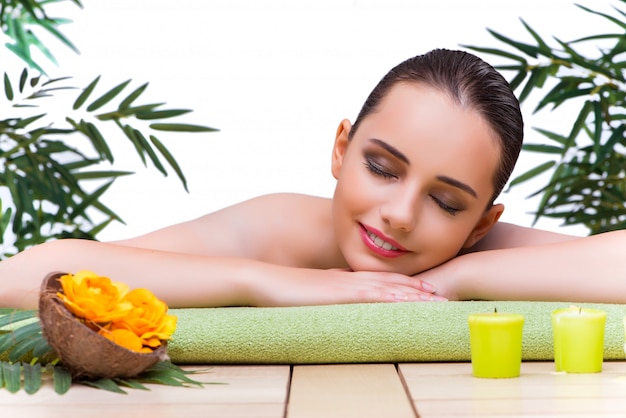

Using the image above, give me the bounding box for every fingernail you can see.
[394,293,408,302]
[421,281,436,292]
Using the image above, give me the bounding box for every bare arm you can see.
[462,221,580,253]
[0,194,440,309]
[420,230,626,303]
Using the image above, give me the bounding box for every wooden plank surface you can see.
[0,365,291,418]
[400,361,626,417]
[286,364,416,418]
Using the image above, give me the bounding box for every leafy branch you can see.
[0,0,82,74]
[0,68,217,257]
[464,1,626,234]
[0,309,211,394]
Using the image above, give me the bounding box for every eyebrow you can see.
[437,176,478,198]
[369,138,478,198]
[369,138,409,164]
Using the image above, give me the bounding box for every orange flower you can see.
[108,288,177,351]
[57,270,132,324]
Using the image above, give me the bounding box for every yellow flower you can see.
[57,270,132,324]
[109,288,177,351]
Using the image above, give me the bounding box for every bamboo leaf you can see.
[533,127,569,146]
[566,100,593,149]
[508,69,528,92]
[576,3,626,31]
[4,73,14,101]
[18,68,28,93]
[53,365,72,395]
[507,160,556,189]
[136,109,193,120]
[486,28,540,58]
[83,121,114,163]
[150,135,188,192]
[461,45,528,63]
[592,101,603,159]
[118,82,148,110]
[522,143,564,154]
[73,76,100,110]
[37,18,80,54]
[149,123,218,132]
[86,79,131,112]
[133,129,167,175]
[23,363,42,394]
[519,18,553,57]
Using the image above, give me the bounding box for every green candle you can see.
[468,311,524,378]
[552,306,606,373]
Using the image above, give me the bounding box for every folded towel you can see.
[167,301,626,364]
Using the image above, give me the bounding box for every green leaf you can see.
[0,310,37,329]
[80,378,128,394]
[23,363,42,394]
[565,100,593,149]
[461,45,528,63]
[521,143,564,154]
[150,135,188,192]
[8,334,44,362]
[533,127,569,146]
[19,68,28,93]
[149,123,218,132]
[136,109,193,120]
[508,69,528,92]
[4,73,14,101]
[486,28,540,58]
[519,18,553,57]
[83,121,114,163]
[114,378,150,391]
[1,362,22,393]
[53,365,72,395]
[133,129,167,175]
[118,82,148,110]
[73,75,100,110]
[507,160,556,189]
[37,18,80,54]
[576,3,626,31]
[86,79,132,112]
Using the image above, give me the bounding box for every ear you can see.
[331,119,352,179]
[462,203,504,249]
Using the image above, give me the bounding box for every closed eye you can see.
[430,195,460,216]
[364,160,397,180]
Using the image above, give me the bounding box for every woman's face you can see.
[331,82,503,275]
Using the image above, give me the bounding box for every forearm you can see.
[442,230,626,303]
[0,239,259,309]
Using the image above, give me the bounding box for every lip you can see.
[359,223,409,258]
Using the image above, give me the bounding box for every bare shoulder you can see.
[465,222,581,253]
[114,193,335,265]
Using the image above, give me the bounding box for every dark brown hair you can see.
[350,49,523,205]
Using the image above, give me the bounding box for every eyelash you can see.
[430,196,460,216]
[365,158,460,216]
[364,160,396,180]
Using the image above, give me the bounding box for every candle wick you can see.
[579,307,582,315]
[494,307,498,314]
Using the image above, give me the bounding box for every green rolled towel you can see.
[167,301,626,364]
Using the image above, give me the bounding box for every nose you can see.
[379,185,419,232]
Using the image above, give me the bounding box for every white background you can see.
[2,0,615,241]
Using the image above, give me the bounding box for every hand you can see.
[244,265,447,307]
[413,257,464,301]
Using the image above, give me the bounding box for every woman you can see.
[1,49,622,309]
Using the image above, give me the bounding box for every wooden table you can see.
[3,362,626,417]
